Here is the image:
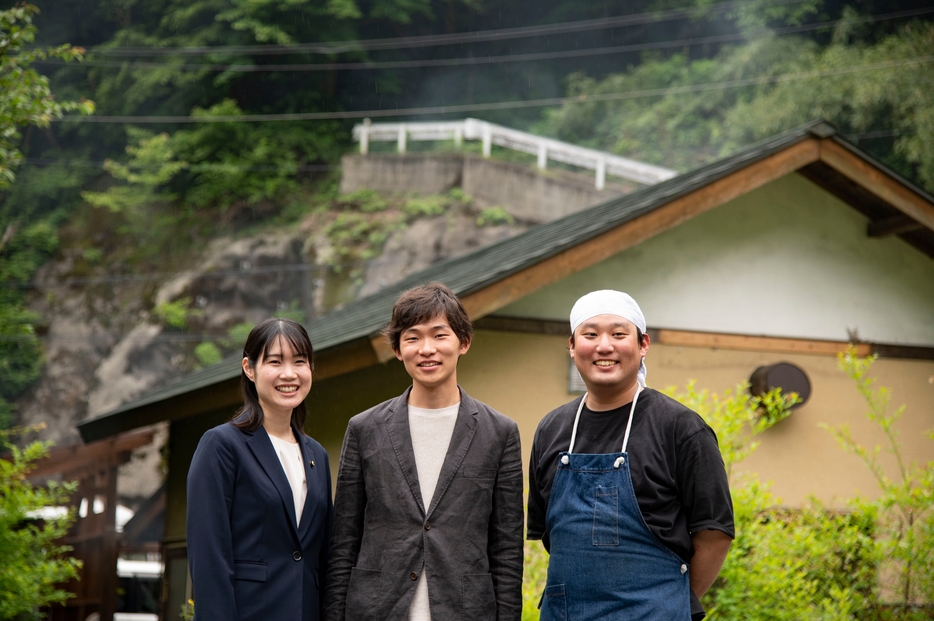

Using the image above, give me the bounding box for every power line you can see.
[54,56,934,124]
[18,127,915,174]
[23,158,337,172]
[1,262,330,289]
[848,129,914,139]
[41,7,934,74]
[82,0,804,57]
[0,333,246,344]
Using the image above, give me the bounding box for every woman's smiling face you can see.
[243,336,312,420]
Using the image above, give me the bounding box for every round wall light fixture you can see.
[749,362,811,408]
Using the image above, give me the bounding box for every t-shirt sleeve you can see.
[677,425,735,539]
[526,429,547,542]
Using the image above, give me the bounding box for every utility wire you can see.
[41,7,934,73]
[22,158,337,172]
[55,55,934,124]
[20,128,916,171]
[82,0,805,57]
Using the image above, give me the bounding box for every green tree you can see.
[0,2,92,428]
[0,426,81,619]
[538,12,934,187]
[0,3,92,188]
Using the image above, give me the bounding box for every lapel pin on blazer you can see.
[309,460,315,467]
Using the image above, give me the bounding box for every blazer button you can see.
[409,572,418,581]
[292,551,302,561]
[424,521,431,531]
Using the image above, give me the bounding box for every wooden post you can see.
[596,156,606,190]
[482,123,492,158]
[360,118,370,155]
[397,124,407,154]
[537,143,547,170]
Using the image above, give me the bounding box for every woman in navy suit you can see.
[187,318,332,621]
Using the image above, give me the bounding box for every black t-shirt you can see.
[527,388,734,619]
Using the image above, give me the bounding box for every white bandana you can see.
[570,290,647,386]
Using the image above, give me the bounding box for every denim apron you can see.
[540,389,691,621]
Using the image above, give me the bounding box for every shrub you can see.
[402,195,446,218]
[476,206,515,227]
[153,297,199,330]
[193,342,223,369]
[0,427,81,618]
[823,348,934,618]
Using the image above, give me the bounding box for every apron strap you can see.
[567,387,643,455]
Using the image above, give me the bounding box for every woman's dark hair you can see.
[382,282,472,352]
[232,318,314,433]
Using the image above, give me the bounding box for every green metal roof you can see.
[77,120,933,441]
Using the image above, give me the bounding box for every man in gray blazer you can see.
[324,282,524,621]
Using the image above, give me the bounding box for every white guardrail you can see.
[351,118,677,189]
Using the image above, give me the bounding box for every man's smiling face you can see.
[570,314,648,394]
[394,314,470,392]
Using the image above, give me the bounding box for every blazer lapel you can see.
[297,433,320,540]
[246,427,299,537]
[425,390,478,520]
[386,388,427,515]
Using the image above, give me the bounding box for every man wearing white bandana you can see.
[527,290,733,621]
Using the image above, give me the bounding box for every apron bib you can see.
[540,390,691,621]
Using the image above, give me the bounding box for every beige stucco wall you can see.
[458,329,934,509]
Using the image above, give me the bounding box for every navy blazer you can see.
[187,421,332,621]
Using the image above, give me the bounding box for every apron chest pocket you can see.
[592,486,619,546]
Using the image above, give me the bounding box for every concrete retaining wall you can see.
[340,153,633,223]
[339,153,463,196]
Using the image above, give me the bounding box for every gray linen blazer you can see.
[323,387,524,621]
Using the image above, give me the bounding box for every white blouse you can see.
[268,434,307,525]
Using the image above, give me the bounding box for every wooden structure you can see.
[26,430,155,621]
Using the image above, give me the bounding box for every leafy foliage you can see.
[0,3,95,429]
[0,3,92,188]
[521,540,549,621]
[662,381,796,472]
[823,348,934,616]
[656,384,876,619]
[538,17,934,186]
[476,206,514,227]
[0,219,53,424]
[193,341,223,368]
[153,297,199,330]
[0,427,81,619]
[709,485,874,621]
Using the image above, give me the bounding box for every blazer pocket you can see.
[461,573,496,621]
[461,467,498,479]
[346,567,382,621]
[233,561,267,582]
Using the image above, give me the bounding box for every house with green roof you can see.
[78,121,934,616]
